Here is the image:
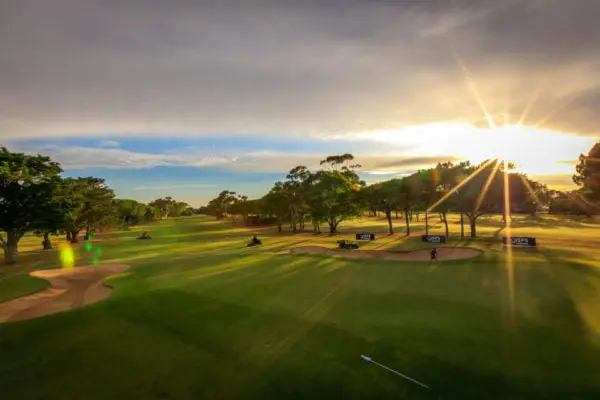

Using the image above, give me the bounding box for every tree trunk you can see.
[439,213,444,223]
[409,210,413,222]
[416,212,420,222]
[460,212,465,238]
[313,220,321,233]
[328,218,338,234]
[442,212,449,237]
[425,212,429,235]
[395,210,399,219]
[42,232,53,250]
[469,216,477,238]
[385,210,394,235]
[2,230,20,264]
[4,244,18,264]
[404,208,411,236]
[66,231,72,242]
[71,231,80,243]
[290,210,298,232]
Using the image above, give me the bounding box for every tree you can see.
[361,185,379,217]
[143,205,159,221]
[285,166,311,232]
[31,177,81,248]
[397,173,424,236]
[262,182,289,232]
[229,194,251,224]
[114,199,146,227]
[369,179,403,235]
[574,141,600,203]
[451,160,504,238]
[428,162,466,237]
[148,197,174,219]
[0,147,63,263]
[518,178,550,216]
[319,153,361,174]
[61,177,115,242]
[206,190,237,220]
[80,178,116,235]
[441,161,476,237]
[548,190,594,216]
[307,155,364,234]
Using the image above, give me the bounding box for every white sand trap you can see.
[279,246,482,262]
[0,263,130,323]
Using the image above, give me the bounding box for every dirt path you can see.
[279,246,482,261]
[0,264,130,323]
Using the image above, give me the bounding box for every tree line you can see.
[203,143,599,237]
[0,147,196,264]
[2,142,597,264]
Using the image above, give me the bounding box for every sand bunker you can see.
[0,263,129,323]
[280,246,482,262]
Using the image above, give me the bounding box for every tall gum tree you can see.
[0,147,62,264]
[574,141,600,204]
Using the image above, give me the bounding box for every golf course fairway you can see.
[1,214,599,399]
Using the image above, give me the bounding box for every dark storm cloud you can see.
[0,0,598,139]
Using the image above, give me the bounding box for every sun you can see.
[479,125,533,170]
[360,122,595,177]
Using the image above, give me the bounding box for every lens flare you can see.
[504,160,516,328]
[58,243,75,269]
[84,242,92,252]
[93,247,102,255]
[475,159,501,213]
[92,257,99,265]
[427,159,494,212]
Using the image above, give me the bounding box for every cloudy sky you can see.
[1,0,598,205]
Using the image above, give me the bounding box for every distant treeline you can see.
[0,147,199,264]
[1,142,598,265]
[201,144,600,237]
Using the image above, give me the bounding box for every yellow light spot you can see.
[58,243,75,269]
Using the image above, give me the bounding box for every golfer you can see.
[430,248,437,262]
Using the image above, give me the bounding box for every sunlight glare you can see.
[503,160,516,329]
[358,123,595,177]
[475,159,501,213]
[427,159,494,213]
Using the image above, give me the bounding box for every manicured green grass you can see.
[1,215,600,399]
[0,273,49,302]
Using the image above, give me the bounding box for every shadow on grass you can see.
[3,286,599,399]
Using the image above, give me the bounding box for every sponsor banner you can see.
[503,237,537,246]
[356,233,376,240]
[422,235,446,243]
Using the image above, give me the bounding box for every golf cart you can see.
[337,240,359,250]
[247,235,262,247]
[137,231,152,240]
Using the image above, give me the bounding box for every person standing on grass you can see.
[430,248,437,262]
